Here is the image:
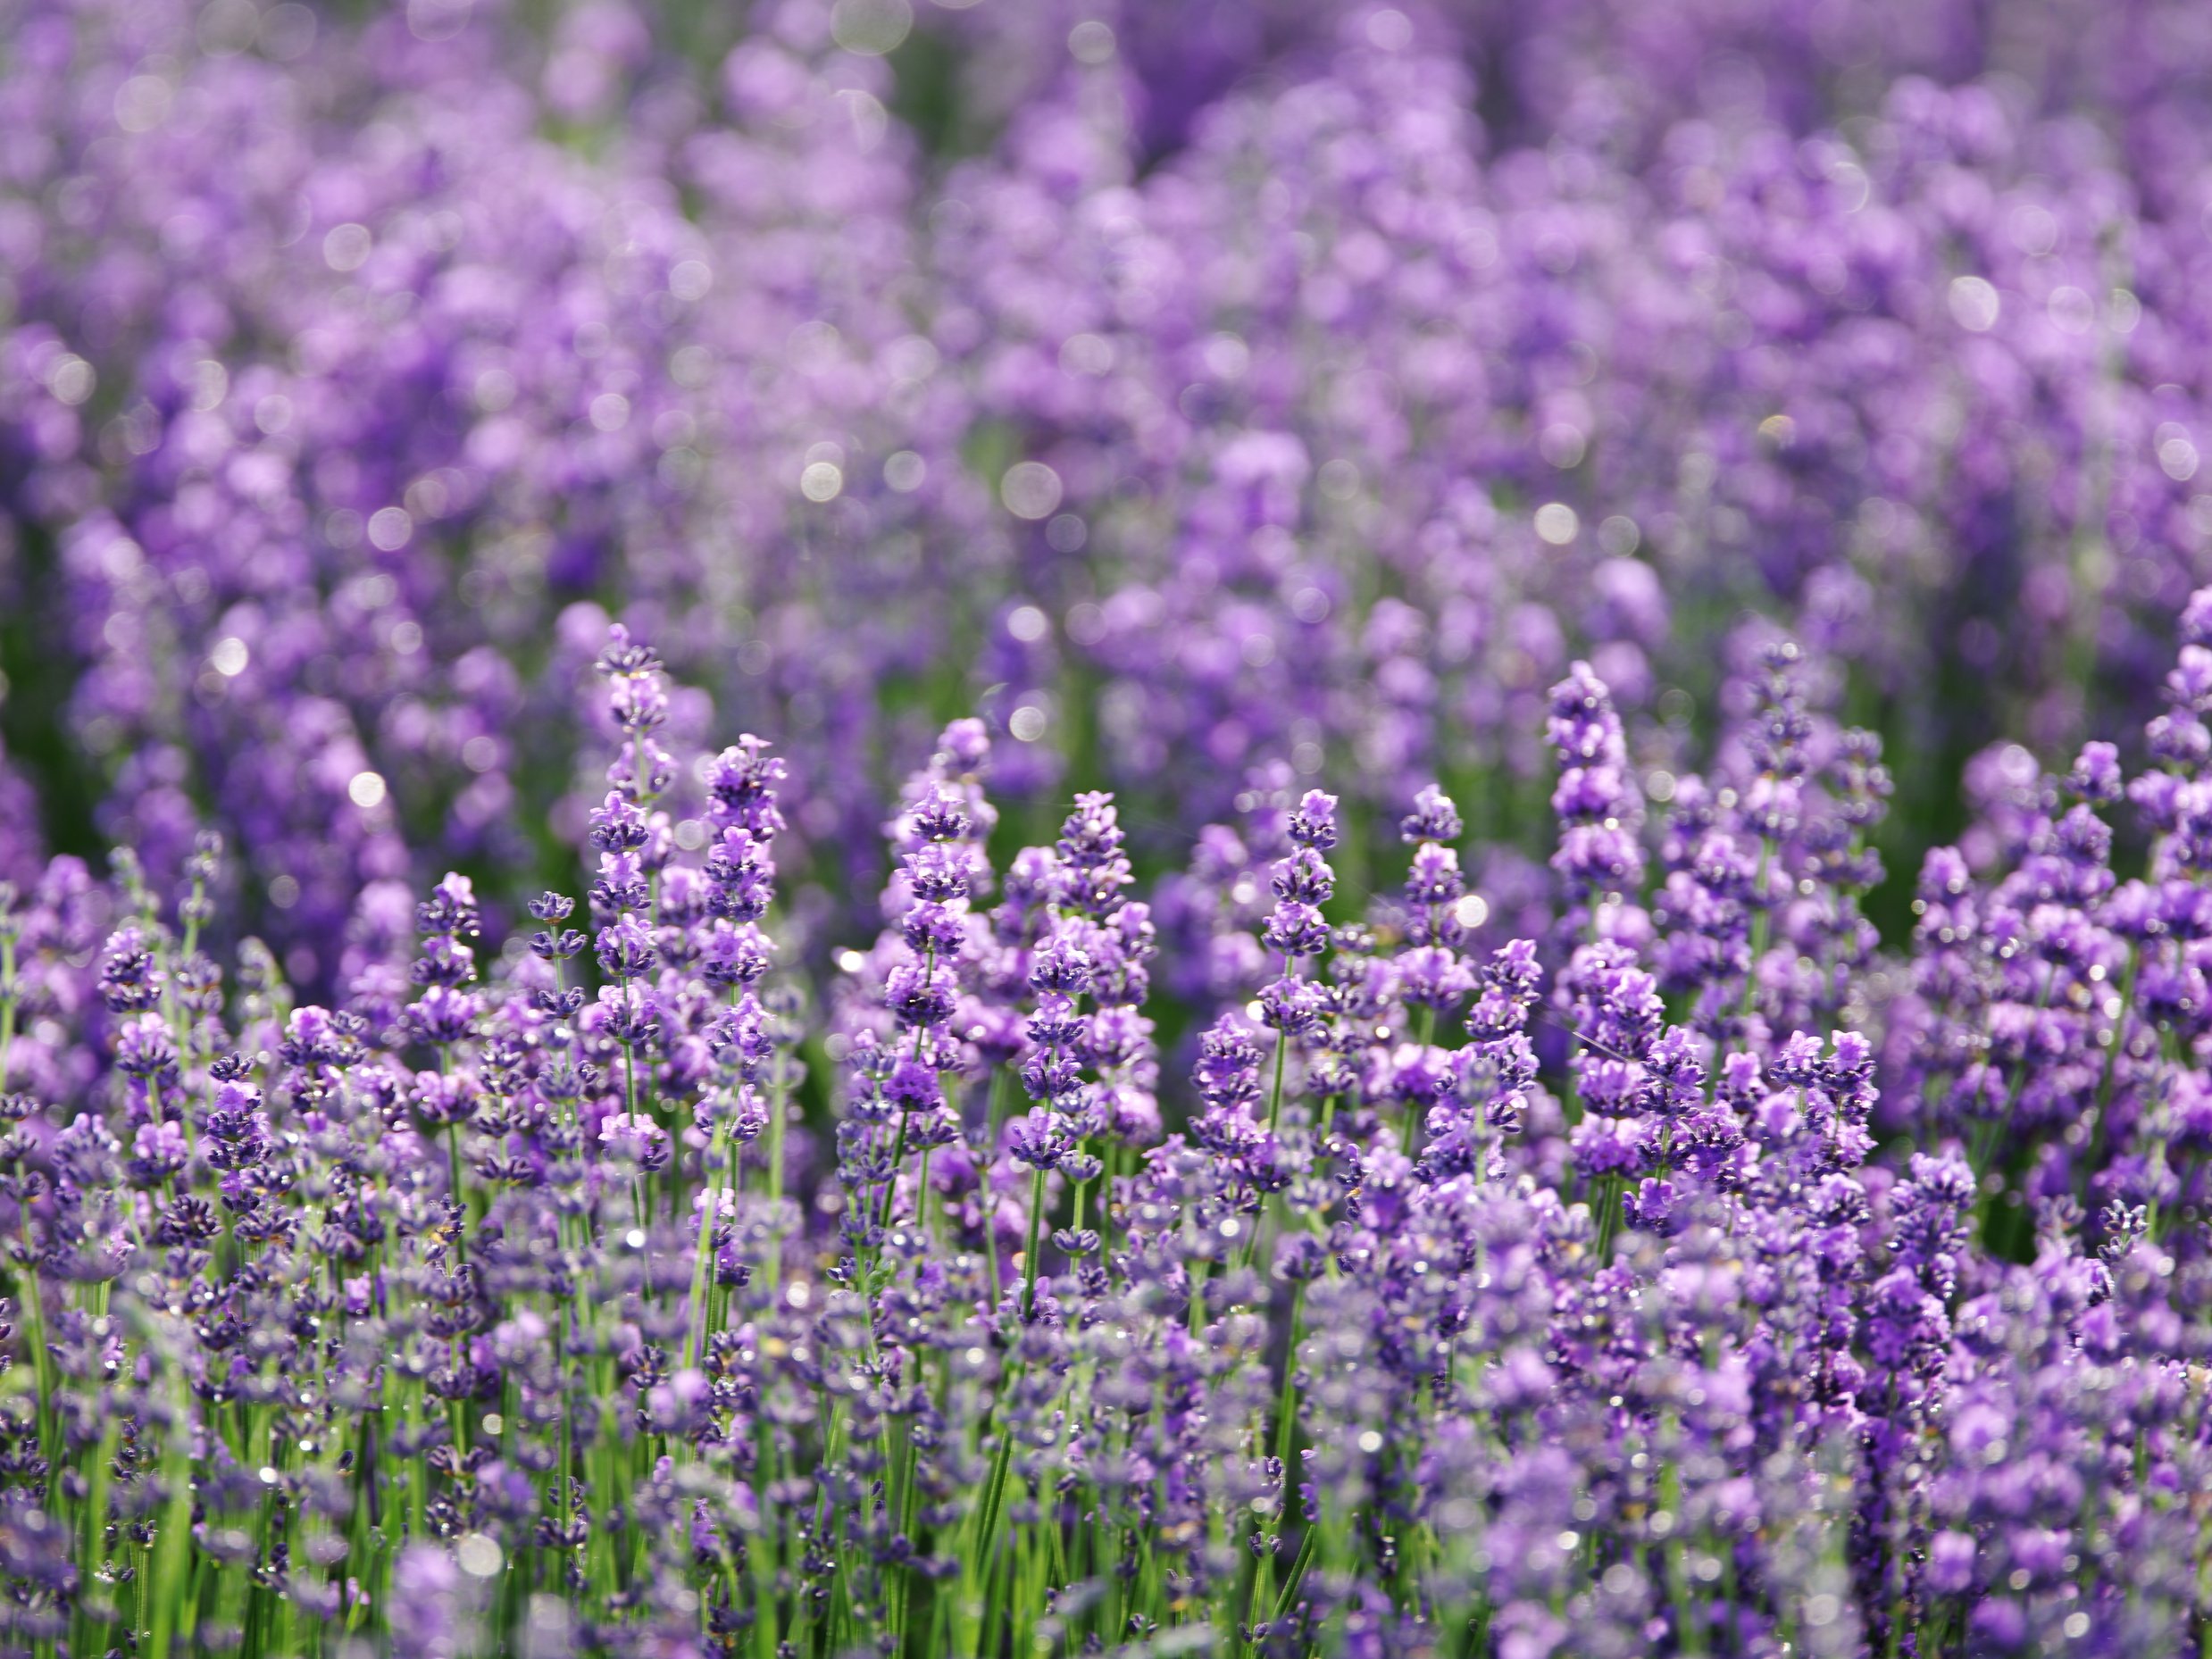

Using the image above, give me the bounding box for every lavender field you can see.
[5,0,2212,1653]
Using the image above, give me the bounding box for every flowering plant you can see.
[0,610,2206,1657]
[10,0,2212,1652]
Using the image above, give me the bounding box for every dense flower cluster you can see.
[0,612,2207,1657]
[12,0,2212,969]
[12,1,2212,1654]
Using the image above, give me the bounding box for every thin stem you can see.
[147,1339,197,1659]
[447,1122,469,1265]
[1020,1165,1047,1321]
[1265,1024,1289,1136]
[685,1122,729,1375]
[0,935,16,1090]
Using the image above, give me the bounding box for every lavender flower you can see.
[13,6,2212,1652]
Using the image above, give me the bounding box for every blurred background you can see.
[6,0,2212,987]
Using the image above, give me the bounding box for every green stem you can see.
[917,1146,935,1249]
[1265,1022,1290,1136]
[1595,1171,1623,1263]
[685,1123,730,1375]
[1273,1521,1319,1621]
[17,1208,53,1478]
[447,1122,469,1261]
[148,1340,197,1659]
[971,1424,1021,1659]
[1246,1280,1307,1644]
[1020,1166,1047,1321]
[872,946,938,1274]
[764,1055,789,1296]
[0,937,16,1089]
